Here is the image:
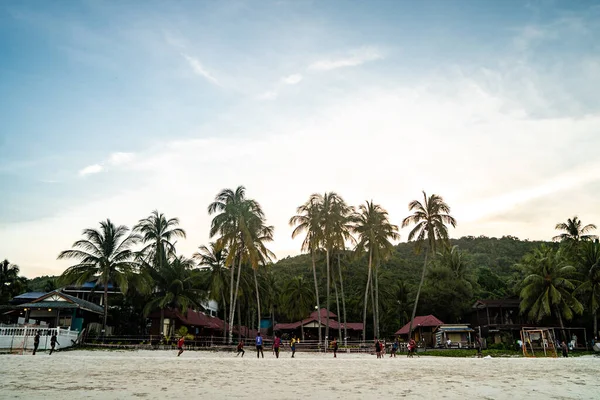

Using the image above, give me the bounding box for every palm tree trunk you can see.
[102,281,109,336]
[338,253,348,346]
[301,322,305,340]
[334,278,342,343]
[374,262,380,339]
[311,249,322,347]
[229,254,244,344]
[237,297,242,342]
[370,274,376,338]
[221,293,227,343]
[555,305,567,341]
[228,254,236,344]
[159,307,165,337]
[362,251,373,343]
[594,312,598,341]
[326,248,331,344]
[253,268,261,336]
[408,252,429,340]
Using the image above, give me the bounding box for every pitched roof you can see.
[472,299,520,309]
[16,290,103,314]
[310,308,337,319]
[395,315,444,335]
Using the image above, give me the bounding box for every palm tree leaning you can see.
[290,194,324,346]
[402,191,456,340]
[134,210,186,270]
[142,255,203,338]
[518,245,583,340]
[352,200,399,342]
[281,276,314,340]
[194,243,230,341]
[58,219,140,333]
[573,240,600,340]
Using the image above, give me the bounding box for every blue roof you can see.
[13,292,48,299]
[80,281,114,289]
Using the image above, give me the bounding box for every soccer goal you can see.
[520,328,558,358]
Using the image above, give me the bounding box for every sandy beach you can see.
[1,350,598,399]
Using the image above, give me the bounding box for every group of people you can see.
[239,333,298,358]
[30,331,60,355]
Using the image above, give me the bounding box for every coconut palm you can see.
[134,210,186,270]
[290,194,324,345]
[281,276,314,340]
[0,260,25,304]
[143,256,204,337]
[574,241,600,339]
[208,186,273,343]
[58,219,140,332]
[352,201,399,341]
[518,245,583,340]
[402,191,456,338]
[553,216,597,244]
[194,243,230,340]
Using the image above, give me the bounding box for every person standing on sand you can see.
[290,336,297,358]
[331,337,338,358]
[255,332,264,358]
[561,341,568,358]
[475,335,483,358]
[273,334,282,358]
[177,336,185,356]
[236,340,245,357]
[407,338,416,358]
[49,332,59,355]
[375,338,382,359]
[32,332,40,355]
[390,338,398,358]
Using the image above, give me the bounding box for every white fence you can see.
[0,325,80,353]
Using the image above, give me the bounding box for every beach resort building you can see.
[274,308,364,341]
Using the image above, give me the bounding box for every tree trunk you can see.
[311,249,322,347]
[326,248,331,344]
[362,251,373,343]
[221,293,227,343]
[370,274,376,338]
[102,281,109,336]
[408,252,429,340]
[229,254,244,344]
[237,297,242,342]
[374,262,380,339]
[253,268,261,336]
[228,254,236,344]
[334,278,342,343]
[338,253,348,346]
[159,307,165,337]
[594,312,598,340]
[555,305,567,341]
[301,322,305,340]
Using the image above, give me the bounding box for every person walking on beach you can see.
[390,338,398,358]
[331,337,338,358]
[290,336,297,358]
[177,336,185,357]
[255,332,264,358]
[273,334,282,358]
[407,338,416,358]
[475,335,483,358]
[32,331,40,355]
[49,332,59,355]
[236,340,245,357]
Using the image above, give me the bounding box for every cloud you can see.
[108,152,135,166]
[78,164,103,176]
[182,54,219,85]
[308,47,383,71]
[281,74,303,85]
[257,90,278,101]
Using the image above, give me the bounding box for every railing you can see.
[0,325,80,353]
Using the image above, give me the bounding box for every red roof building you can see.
[395,315,444,347]
[274,308,363,340]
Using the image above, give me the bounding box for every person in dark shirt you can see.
[331,337,339,358]
[561,341,569,357]
[375,338,382,359]
[236,340,245,357]
[177,336,185,357]
[49,332,59,355]
[33,332,40,355]
[255,332,264,358]
[273,334,282,358]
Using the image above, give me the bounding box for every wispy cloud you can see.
[78,164,103,176]
[182,54,219,85]
[308,47,383,71]
[257,90,278,100]
[281,74,303,85]
[108,152,135,166]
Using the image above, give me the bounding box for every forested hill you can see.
[271,236,547,332]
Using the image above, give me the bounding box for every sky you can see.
[1,0,599,278]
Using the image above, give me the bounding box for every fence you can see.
[0,325,80,353]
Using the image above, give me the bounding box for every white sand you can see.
[1,350,599,399]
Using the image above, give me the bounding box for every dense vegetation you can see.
[2,191,598,345]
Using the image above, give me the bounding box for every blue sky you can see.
[1,0,599,277]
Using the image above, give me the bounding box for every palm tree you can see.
[143,256,204,337]
[290,194,324,345]
[352,201,399,341]
[208,186,272,343]
[134,210,186,270]
[0,260,25,304]
[438,245,474,288]
[553,216,597,243]
[574,241,600,339]
[58,219,140,332]
[281,276,314,340]
[402,191,456,338]
[518,245,583,340]
[194,243,229,341]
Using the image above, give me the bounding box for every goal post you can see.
[520,328,558,358]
